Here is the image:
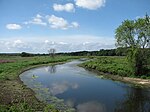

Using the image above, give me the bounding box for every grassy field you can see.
[80,56,150,79]
[0,55,150,111]
[0,55,79,112]
[0,56,80,80]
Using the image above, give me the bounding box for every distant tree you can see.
[48,48,56,58]
[21,52,33,57]
[115,14,150,76]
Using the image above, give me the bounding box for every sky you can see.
[0,0,150,53]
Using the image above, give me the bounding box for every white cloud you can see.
[47,15,68,29]
[13,40,23,47]
[24,14,47,26]
[0,39,32,52]
[22,14,79,30]
[53,3,75,12]
[36,14,42,18]
[47,15,79,30]
[75,0,106,10]
[59,42,68,45]
[44,40,49,43]
[71,22,79,28]
[6,24,22,30]
[0,35,115,53]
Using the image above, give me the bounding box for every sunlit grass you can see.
[81,56,150,78]
[0,56,79,80]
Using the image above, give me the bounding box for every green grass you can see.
[0,56,79,80]
[0,55,79,112]
[1,55,149,111]
[81,56,150,78]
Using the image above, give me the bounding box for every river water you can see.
[20,60,150,112]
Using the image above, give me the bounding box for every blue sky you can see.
[0,0,150,53]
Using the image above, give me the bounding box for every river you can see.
[20,60,150,112]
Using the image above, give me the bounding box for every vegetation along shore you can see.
[0,55,80,111]
[80,56,150,88]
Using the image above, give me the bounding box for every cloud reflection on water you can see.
[50,81,79,95]
[77,101,106,112]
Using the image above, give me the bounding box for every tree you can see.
[21,52,33,57]
[48,48,56,58]
[115,15,150,76]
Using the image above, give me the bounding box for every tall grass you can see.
[81,56,150,78]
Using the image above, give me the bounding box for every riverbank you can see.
[80,56,150,88]
[0,56,79,111]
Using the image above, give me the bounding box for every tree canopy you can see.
[115,15,150,49]
[115,14,150,76]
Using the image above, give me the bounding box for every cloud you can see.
[47,15,68,29]
[71,22,79,28]
[6,24,22,30]
[46,15,79,29]
[0,35,115,53]
[13,40,23,47]
[44,40,49,44]
[0,39,32,52]
[24,14,47,26]
[53,3,75,12]
[22,14,79,30]
[75,0,106,10]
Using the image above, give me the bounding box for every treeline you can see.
[59,48,150,57]
[57,48,128,56]
[0,48,149,57]
[0,52,49,57]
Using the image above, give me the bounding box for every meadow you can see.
[80,56,150,79]
[0,55,79,111]
[0,56,80,80]
[0,55,150,111]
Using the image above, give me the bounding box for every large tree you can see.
[115,15,150,76]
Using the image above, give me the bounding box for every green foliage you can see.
[57,49,125,56]
[0,56,79,80]
[21,52,34,57]
[0,102,34,112]
[0,103,60,112]
[0,56,79,112]
[82,56,150,77]
[115,20,135,47]
[44,104,59,112]
[81,56,134,77]
[115,14,150,76]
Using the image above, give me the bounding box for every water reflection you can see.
[77,101,106,112]
[115,88,150,112]
[45,65,56,74]
[65,99,75,108]
[20,60,150,112]
[49,81,79,95]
